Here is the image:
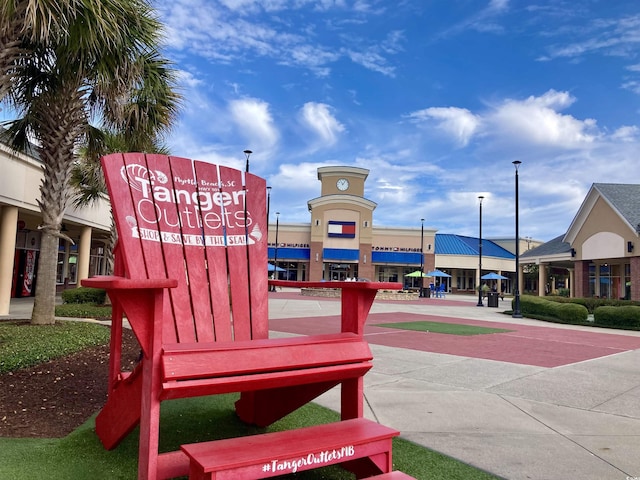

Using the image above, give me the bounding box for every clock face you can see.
[336,178,349,191]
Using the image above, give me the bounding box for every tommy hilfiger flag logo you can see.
[328,221,356,238]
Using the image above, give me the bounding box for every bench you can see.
[181,418,399,479]
[368,472,418,480]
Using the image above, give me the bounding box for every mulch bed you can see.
[0,327,140,438]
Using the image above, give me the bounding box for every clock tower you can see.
[307,167,376,281]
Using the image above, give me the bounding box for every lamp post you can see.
[266,186,272,226]
[274,212,280,281]
[477,196,484,307]
[420,218,425,297]
[243,149,252,172]
[513,161,522,318]
[267,186,273,290]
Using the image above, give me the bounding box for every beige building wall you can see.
[571,197,635,260]
[0,145,111,314]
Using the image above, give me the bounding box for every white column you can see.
[77,226,92,284]
[538,263,546,296]
[568,268,574,298]
[0,206,19,315]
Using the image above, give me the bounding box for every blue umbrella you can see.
[268,263,285,272]
[481,272,508,280]
[426,269,451,278]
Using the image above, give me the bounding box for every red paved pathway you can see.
[269,312,640,368]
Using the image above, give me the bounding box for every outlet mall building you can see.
[2,144,640,315]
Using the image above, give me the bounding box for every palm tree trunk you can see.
[30,232,58,325]
[30,87,84,325]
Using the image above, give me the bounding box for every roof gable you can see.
[564,183,640,244]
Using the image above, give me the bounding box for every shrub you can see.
[546,296,640,314]
[55,303,112,320]
[516,295,588,324]
[61,287,106,305]
[594,305,640,329]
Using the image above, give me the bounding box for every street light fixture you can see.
[274,212,280,280]
[243,149,252,172]
[513,161,523,318]
[267,186,273,290]
[266,186,272,225]
[477,196,484,307]
[420,218,425,297]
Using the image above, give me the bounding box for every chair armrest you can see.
[269,280,401,291]
[82,276,178,290]
[82,276,178,357]
[269,280,402,335]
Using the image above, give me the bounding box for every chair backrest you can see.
[102,153,268,344]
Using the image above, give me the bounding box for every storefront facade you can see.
[520,184,640,300]
[0,143,111,314]
[268,166,516,293]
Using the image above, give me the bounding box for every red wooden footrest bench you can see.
[181,418,399,479]
[368,472,417,479]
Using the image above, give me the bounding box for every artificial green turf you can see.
[0,394,500,479]
[378,320,512,336]
[0,320,501,479]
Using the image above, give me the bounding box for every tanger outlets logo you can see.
[120,163,261,247]
[121,163,168,192]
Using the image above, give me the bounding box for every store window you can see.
[57,241,78,285]
[327,263,357,281]
[90,246,107,276]
[376,267,397,283]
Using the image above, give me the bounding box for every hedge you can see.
[544,295,640,314]
[515,295,588,324]
[594,305,640,329]
[60,287,106,305]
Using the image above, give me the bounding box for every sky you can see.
[13,0,640,242]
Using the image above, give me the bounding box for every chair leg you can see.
[341,377,364,420]
[138,359,162,480]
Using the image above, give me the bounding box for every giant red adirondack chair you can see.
[82,153,401,480]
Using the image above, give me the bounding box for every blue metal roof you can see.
[435,234,514,259]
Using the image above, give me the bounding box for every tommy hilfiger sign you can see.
[328,221,356,238]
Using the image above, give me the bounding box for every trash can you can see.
[487,292,499,308]
[422,287,430,298]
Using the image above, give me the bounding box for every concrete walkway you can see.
[267,291,640,480]
[5,293,640,480]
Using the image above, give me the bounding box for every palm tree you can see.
[71,129,175,275]
[0,0,180,324]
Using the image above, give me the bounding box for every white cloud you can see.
[408,107,481,147]
[487,90,599,147]
[156,0,402,78]
[228,98,279,149]
[611,125,639,142]
[540,14,640,61]
[177,69,203,89]
[413,90,600,149]
[622,80,640,95]
[299,102,345,146]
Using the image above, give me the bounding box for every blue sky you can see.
[28,1,640,242]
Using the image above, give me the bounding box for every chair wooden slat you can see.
[217,165,252,341]
[244,170,268,338]
[192,161,233,341]
[166,156,214,342]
